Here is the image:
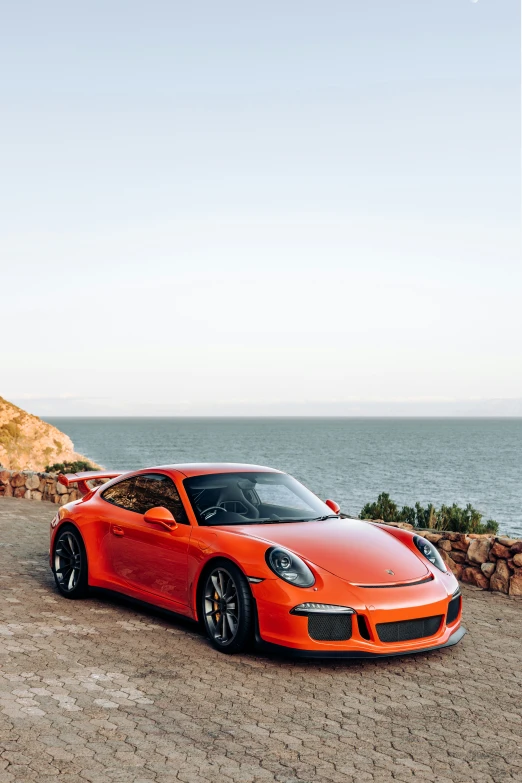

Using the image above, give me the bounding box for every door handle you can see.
[111,525,124,537]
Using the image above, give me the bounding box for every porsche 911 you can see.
[50,463,465,657]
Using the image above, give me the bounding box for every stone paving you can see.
[0,497,521,783]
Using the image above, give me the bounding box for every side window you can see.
[133,474,189,524]
[101,478,138,511]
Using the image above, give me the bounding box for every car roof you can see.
[153,463,283,478]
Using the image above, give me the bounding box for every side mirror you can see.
[144,506,178,531]
[325,499,341,515]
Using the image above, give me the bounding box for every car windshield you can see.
[183,471,336,526]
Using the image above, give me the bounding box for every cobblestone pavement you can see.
[0,497,521,783]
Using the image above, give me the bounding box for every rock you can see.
[29,490,43,501]
[451,535,470,551]
[25,473,40,490]
[10,472,26,488]
[13,486,26,498]
[509,572,522,597]
[461,566,489,589]
[438,540,452,551]
[56,481,68,495]
[449,551,466,564]
[481,562,496,578]
[423,533,443,544]
[38,478,47,492]
[1,482,13,497]
[510,541,522,555]
[0,395,97,472]
[467,538,492,565]
[513,553,522,567]
[490,559,510,594]
[59,493,69,505]
[0,469,10,484]
[498,537,519,547]
[490,542,511,560]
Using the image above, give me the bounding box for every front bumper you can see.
[251,568,464,659]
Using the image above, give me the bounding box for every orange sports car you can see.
[50,463,465,657]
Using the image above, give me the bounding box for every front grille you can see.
[446,595,461,625]
[376,615,442,643]
[308,614,353,641]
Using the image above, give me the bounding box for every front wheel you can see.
[52,524,89,599]
[201,561,253,654]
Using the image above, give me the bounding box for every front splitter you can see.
[255,624,466,660]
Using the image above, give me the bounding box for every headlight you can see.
[266,547,315,588]
[413,535,447,573]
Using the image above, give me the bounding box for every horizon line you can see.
[44,414,522,420]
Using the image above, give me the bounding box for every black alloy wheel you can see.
[53,525,89,599]
[201,560,253,654]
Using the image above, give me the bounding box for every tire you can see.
[52,524,89,599]
[200,559,253,654]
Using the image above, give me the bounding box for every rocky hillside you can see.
[0,397,94,471]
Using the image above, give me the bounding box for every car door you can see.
[103,472,192,608]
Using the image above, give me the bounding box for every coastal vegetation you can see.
[45,460,98,474]
[359,492,498,534]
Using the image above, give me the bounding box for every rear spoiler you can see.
[58,471,123,496]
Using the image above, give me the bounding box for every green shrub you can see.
[359,492,498,535]
[359,493,402,523]
[45,460,98,474]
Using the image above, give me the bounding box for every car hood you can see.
[230,518,429,585]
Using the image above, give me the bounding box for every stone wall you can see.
[378,522,522,598]
[0,469,81,505]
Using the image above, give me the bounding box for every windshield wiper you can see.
[203,514,341,526]
[265,514,340,523]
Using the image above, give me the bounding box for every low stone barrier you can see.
[377,521,522,598]
[0,469,80,505]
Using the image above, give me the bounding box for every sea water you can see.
[48,417,522,536]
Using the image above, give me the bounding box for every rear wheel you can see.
[201,560,253,654]
[52,524,89,599]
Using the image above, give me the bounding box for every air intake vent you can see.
[376,615,442,643]
[357,614,371,640]
[446,595,461,625]
[308,614,353,641]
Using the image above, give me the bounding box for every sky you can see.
[1,0,520,416]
